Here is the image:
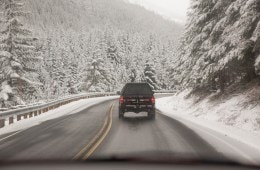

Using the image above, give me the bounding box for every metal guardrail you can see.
[0,92,116,128]
[154,90,177,93]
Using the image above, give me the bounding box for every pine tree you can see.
[84,57,110,92]
[173,0,260,93]
[144,62,160,90]
[82,35,115,92]
[0,0,41,107]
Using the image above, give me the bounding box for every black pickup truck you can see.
[118,83,155,120]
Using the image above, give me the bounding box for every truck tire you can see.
[119,110,124,119]
[148,111,155,120]
[150,113,155,120]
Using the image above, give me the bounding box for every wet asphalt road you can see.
[0,95,223,160]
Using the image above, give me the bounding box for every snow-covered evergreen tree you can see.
[0,0,181,107]
[84,58,110,92]
[0,0,41,107]
[172,0,260,93]
[144,62,160,90]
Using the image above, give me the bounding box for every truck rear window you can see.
[122,83,153,96]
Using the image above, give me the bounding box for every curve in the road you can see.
[73,104,114,160]
[0,99,116,160]
[0,95,241,163]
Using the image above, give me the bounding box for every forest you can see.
[0,0,259,108]
[171,0,260,94]
[0,0,182,107]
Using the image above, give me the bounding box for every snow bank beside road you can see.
[0,96,118,135]
[156,92,260,151]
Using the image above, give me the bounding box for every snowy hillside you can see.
[158,0,260,140]
[24,0,182,39]
[157,88,260,132]
[0,0,182,107]
[171,0,260,93]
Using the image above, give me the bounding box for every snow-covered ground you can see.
[156,91,260,160]
[0,96,118,136]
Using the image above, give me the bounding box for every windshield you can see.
[122,83,153,96]
[0,0,260,167]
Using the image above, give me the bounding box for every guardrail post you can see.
[9,116,14,124]
[0,119,4,128]
[17,115,22,121]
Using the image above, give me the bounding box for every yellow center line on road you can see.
[73,103,114,160]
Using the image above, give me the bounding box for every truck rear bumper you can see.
[119,105,155,113]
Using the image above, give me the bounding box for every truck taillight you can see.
[151,96,155,103]
[119,96,125,103]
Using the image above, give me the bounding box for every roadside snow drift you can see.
[156,92,260,153]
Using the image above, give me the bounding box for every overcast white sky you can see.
[128,0,190,24]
